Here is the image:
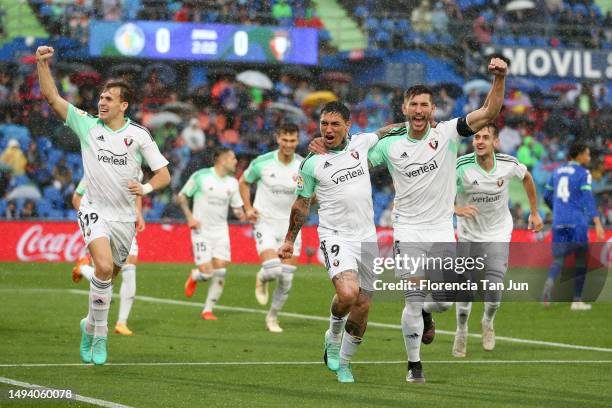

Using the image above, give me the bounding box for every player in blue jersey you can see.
[542,142,605,310]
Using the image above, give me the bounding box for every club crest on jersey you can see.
[497,178,504,187]
[124,137,133,147]
[428,140,438,150]
[296,175,304,190]
[351,150,360,160]
[333,259,340,267]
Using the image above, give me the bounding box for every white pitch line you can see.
[0,376,133,408]
[1,360,612,368]
[12,288,612,354]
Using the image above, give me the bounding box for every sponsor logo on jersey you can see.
[400,152,409,159]
[472,180,479,185]
[323,161,332,169]
[330,163,365,184]
[96,135,105,142]
[497,178,504,187]
[402,160,438,178]
[270,173,276,178]
[428,140,438,150]
[471,193,502,203]
[351,150,359,160]
[97,149,128,166]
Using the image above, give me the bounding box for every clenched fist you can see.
[488,57,508,77]
[36,46,55,62]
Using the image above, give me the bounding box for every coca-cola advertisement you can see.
[1,221,610,264]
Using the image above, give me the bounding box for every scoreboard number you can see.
[233,30,248,56]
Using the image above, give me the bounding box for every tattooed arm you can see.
[278,196,311,259]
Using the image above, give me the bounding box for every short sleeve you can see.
[296,156,317,198]
[368,136,392,167]
[230,179,244,208]
[354,132,379,150]
[138,132,169,171]
[513,162,528,180]
[65,104,98,145]
[75,179,87,195]
[243,160,262,184]
[180,172,200,198]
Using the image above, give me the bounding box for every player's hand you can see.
[36,46,55,62]
[595,223,605,241]
[308,137,327,155]
[128,180,145,196]
[455,205,479,218]
[245,207,259,223]
[136,213,146,232]
[527,212,543,232]
[187,217,201,230]
[278,242,294,259]
[488,57,508,77]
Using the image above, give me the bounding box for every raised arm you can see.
[522,171,543,231]
[278,196,312,259]
[466,57,508,132]
[36,46,69,121]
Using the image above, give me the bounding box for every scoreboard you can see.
[89,20,318,65]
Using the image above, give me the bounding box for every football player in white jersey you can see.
[239,123,303,333]
[180,148,246,320]
[37,45,170,365]
[279,102,380,383]
[453,123,543,357]
[71,178,145,336]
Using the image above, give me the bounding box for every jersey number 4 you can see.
[556,176,570,203]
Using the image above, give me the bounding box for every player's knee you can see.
[485,301,500,311]
[94,260,114,279]
[337,285,360,306]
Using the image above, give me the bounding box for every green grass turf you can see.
[1,262,611,407]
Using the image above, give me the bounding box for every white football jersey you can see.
[297,133,378,240]
[180,167,243,234]
[368,119,463,229]
[242,150,303,221]
[456,153,527,242]
[65,104,168,222]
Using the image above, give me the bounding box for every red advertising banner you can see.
[0,221,610,265]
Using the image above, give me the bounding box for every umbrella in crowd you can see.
[147,111,182,129]
[143,63,176,85]
[268,102,307,119]
[161,101,196,114]
[236,70,273,90]
[302,91,337,107]
[463,79,491,95]
[7,185,41,201]
[505,0,535,12]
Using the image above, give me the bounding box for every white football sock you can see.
[260,258,282,282]
[339,331,362,367]
[204,268,226,313]
[456,301,472,332]
[268,264,296,318]
[483,301,500,327]
[191,269,211,282]
[90,276,112,337]
[117,264,136,325]
[402,300,424,362]
[328,314,347,343]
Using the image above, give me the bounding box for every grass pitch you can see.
[1,262,611,407]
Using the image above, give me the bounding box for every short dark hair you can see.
[320,101,350,122]
[277,122,300,136]
[481,122,499,138]
[404,85,434,102]
[569,142,588,159]
[101,79,133,105]
[213,147,234,163]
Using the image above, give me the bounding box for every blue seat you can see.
[381,18,395,32]
[366,17,380,31]
[355,5,368,18]
[375,30,391,44]
[500,35,516,46]
[11,175,31,187]
[532,37,547,47]
[0,199,7,215]
[36,199,53,218]
[395,19,411,33]
[424,32,438,44]
[37,136,53,151]
[43,186,63,206]
[64,209,77,220]
[517,36,531,46]
[319,29,332,42]
[48,209,65,220]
